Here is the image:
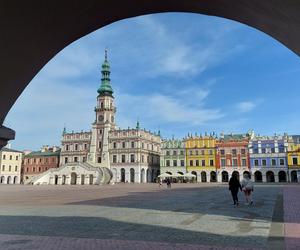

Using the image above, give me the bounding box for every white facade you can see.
[0,147,22,184]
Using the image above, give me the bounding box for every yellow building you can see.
[185,134,217,182]
[0,147,23,184]
[287,141,300,182]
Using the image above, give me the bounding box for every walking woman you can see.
[229,172,242,206]
[241,173,254,205]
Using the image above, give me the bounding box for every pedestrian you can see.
[229,172,242,206]
[159,178,163,187]
[166,178,171,188]
[241,173,254,205]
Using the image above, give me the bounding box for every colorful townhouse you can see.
[216,133,251,182]
[22,145,61,184]
[0,147,23,184]
[185,134,217,182]
[287,135,300,182]
[249,134,289,182]
[160,138,186,176]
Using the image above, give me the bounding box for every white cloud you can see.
[236,101,257,113]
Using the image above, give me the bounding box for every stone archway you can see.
[254,171,262,182]
[6,176,11,184]
[210,171,217,182]
[54,175,58,185]
[2,2,300,148]
[89,174,94,185]
[232,171,240,181]
[291,170,298,183]
[266,171,275,183]
[141,169,145,183]
[201,171,207,183]
[278,171,287,182]
[130,168,135,183]
[191,171,197,182]
[81,174,85,185]
[62,175,66,185]
[121,168,125,182]
[221,171,228,182]
[71,172,77,185]
[13,176,18,184]
[0,176,5,184]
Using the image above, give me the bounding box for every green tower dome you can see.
[97,49,114,96]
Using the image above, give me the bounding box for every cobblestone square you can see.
[0,183,298,249]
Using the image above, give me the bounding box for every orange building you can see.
[216,133,250,182]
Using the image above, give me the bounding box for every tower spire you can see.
[97,49,113,96]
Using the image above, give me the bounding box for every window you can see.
[232,149,237,156]
[279,158,285,165]
[142,155,144,163]
[271,159,276,166]
[271,148,275,153]
[98,157,101,163]
[262,159,267,166]
[232,159,238,166]
[83,157,86,162]
[130,154,135,163]
[33,167,35,172]
[34,158,36,163]
[39,158,42,163]
[142,143,144,149]
[122,155,126,163]
[173,160,177,166]
[84,144,87,150]
[242,159,247,166]
[180,150,184,155]
[209,150,213,155]
[16,156,19,160]
[190,160,193,166]
[201,150,205,155]
[66,145,69,151]
[122,142,126,148]
[221,159,226,167]
[202,160,206,166]
[2,155,5,160]
[279,147,285,153]
[9,155,12,160]
[195,150,198,155]
[220,150,225,155]
[45,158,48,163]
[254,148,258,154]
[2,165,4,171]
[131,142,135,148]
[241,149,246,155]
[166,160,170,167]
[99,141,102,149]
[9,165,11,171]
[189,151,193,156]
[26,167,29,172]
[166,151,170,156]
[113,142,117,149]
[210,159,214,166]
[254,159,259,166]
[65,157,68,164]
[113,155,117,163]
[173,151,177,156]
[195,160,199,166]
[38,167,41,172]
[74,157,78,162]
[180,160,184,167]
[262,148,266,154]
[15,166,17,171]
[293,157,298,165]
[75,144,78,151]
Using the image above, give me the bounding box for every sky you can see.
[4,13,300,150]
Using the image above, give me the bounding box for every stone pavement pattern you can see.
[0,183,294,249]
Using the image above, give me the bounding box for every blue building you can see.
[249,134,289,182]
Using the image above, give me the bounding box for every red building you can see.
[216,133,250,182]
[22,146,60,183]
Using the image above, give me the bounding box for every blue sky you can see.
[4,13,300,150]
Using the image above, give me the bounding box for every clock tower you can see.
[88,50,116,167]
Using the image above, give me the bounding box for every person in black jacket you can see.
[229,173,242,206]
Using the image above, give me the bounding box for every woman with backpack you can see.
[229,172,242,206]
[241,173,254,205]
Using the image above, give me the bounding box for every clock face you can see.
[98,115,104,122]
